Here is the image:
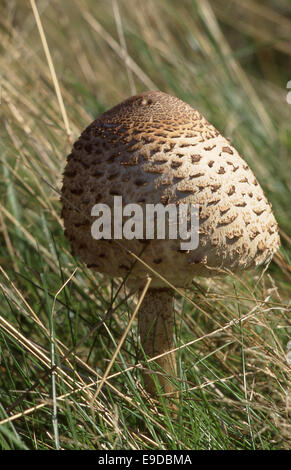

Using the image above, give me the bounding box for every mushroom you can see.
[61,91,280,402]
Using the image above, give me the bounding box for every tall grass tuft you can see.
[0,0,290,450]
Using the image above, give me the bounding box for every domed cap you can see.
[61,91,280,287]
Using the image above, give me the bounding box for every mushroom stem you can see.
[138,287,177,398]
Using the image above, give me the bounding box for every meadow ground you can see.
[0,0,290,450]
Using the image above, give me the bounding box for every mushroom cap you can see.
[61,91,280,287]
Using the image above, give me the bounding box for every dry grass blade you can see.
[30,0,72,141]
[92,277,152,402]
[112,0,136,95]
[199,0,275,137]
[82,10,157,91]
[212,0,291,54]
[0,314,79,393]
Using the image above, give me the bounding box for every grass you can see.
[0,0,290,450]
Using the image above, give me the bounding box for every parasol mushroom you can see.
[61,91,280,401]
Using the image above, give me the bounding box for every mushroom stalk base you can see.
[138,287,177,398]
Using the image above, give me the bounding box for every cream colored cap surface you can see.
[61,91,280,287]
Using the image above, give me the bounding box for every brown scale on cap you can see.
[61,91,280,287]
[61,91,280,401]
